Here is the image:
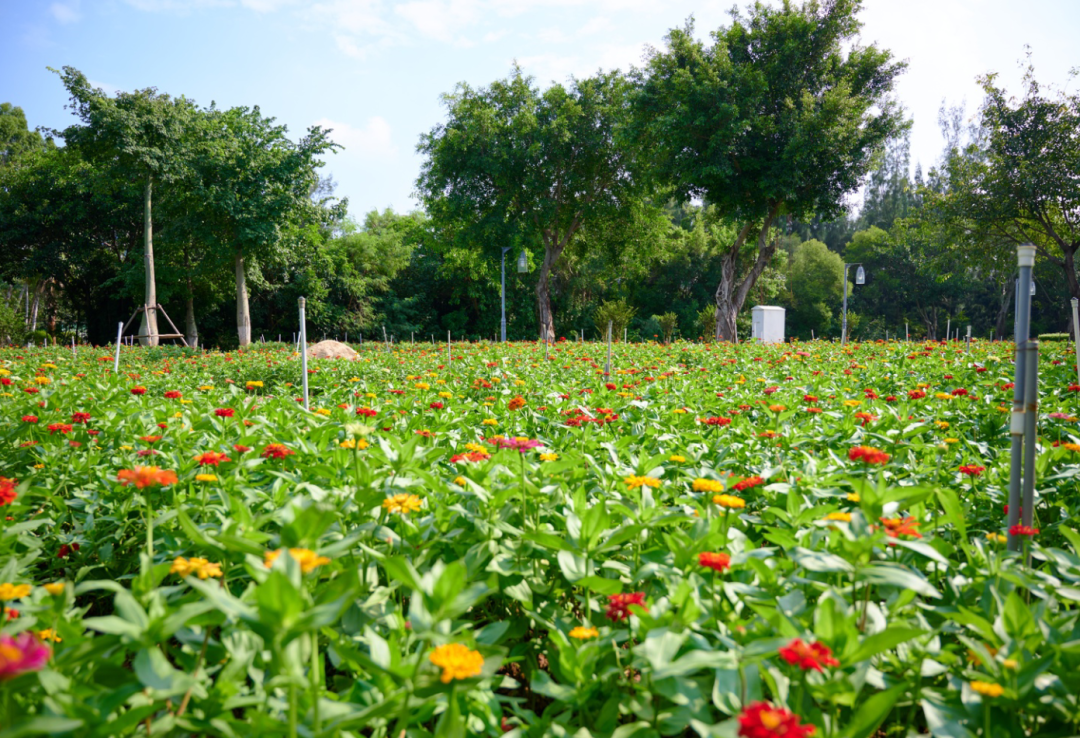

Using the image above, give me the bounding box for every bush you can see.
[593,299,635,341]
[655,312,678,344]
[0,297,25,346]
[696,304,716,340]
[1039,333,1071,342]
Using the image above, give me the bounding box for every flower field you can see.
[2,338,1080,738]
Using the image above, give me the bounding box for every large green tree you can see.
[417,67,654,341]
[53,67,199,346]
[631,0,906,340]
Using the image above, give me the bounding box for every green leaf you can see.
[840,684,906,738]
[846,627,925,664]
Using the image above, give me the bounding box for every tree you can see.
[185,105,343,346]
[631,1,906,340]
[786,239,843,338]
[0,103,51,166]
[417,67,653,341]
[52,67,198,346]
[931,61,1080,325]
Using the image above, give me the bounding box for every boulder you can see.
[306,340,358,360]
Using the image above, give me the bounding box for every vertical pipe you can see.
[299,298,309,412]
[966,325,971,353]
[605,320,612,375]
[1072,298,1080,388]
[501,248,507,343]
[1021,340,1039,543]
[447,331,451,367]
[113,322,123,373]
[1007,245,1036,551]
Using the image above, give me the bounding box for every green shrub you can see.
[593,299,635,341]
[655,312,679,344]
[0,298,25,346]
[696,304,716,340]
[1039,333,1071,342]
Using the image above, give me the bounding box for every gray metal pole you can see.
[966,325,971,353]
[1021,340,1039,543]
[113,322,123,373]
[501,247,509,343]
[299,297,310,412]
[841,264,850,346]
[1007,245,1036,551]
[447,331,451,366]
[905,321,909,341]
[1072,298,1080,388]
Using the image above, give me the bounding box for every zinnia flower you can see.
[131,386,146,395]
[47,423,73,435]
[508,396,526,411]
[699,552,731,572]
[214,408,235,418]
[778,638,839,671]
[959,464,985,477]
[702,417,732,427]
[429,643,483,683]
[568,626,599,639]
[969,681,1004,698]
[261,443,294,460]
[624,476,661,489]
[383,493,422,514]
[732,476,764,492]
[195,451,231,466]
[605,592,647,621]
[265,548,330,573]
[0,478,16,507]
[1009,525,1039,537]
[737,701,815,738]
[117,466,178,489]
[71,412,91,424]
[170,556,223,579]
[0,583,32,601]
[0,632,51,681]
[848,446,890,464]
[692,478,724,493]
[713,494,746,509]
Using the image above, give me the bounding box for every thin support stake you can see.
[113,322,123,374]
[299,298,310,412]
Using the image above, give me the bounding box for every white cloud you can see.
[88,79,121,95]
[49,1,82,23]
[394,0,482,44]
[315,116,398,160]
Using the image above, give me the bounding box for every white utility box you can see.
[751,306,785,343]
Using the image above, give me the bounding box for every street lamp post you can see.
[500,247,511,343]
[841,263,865,346]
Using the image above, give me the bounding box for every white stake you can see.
[113,322,122,374]
[1072,298,1080,388]
[299,298,309,412]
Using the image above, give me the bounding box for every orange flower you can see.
[117,466,178,488]
[508,395,526,411]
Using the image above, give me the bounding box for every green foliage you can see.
[655,312,678,343]
[786,240,844,339]
[0,291,25,345]
[1039,333,1070,342]
[593,299,636,341]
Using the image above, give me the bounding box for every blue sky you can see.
[3,0,1079,220]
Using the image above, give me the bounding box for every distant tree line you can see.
[1,1,1076,347]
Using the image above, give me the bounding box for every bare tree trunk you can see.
[28,280,44,332]
[714,209,779,341]
[236,251,251,347]
[139,177,160,347]
[535,224,578,341]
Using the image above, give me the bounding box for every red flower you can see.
[1068,383,1080,391]
[737,702,815,738]
[164,390,182,399]
[763,386,779,395]
[605,383,616,390]
[23,387,39,394]
[879,517,921,539]
[778,638,839,672]
[0,378,10,386]
[356,407,377,417]
[195,451,231,467]
[214,408,235,418]
[429,402,444,410]
[959,464,985,477]
[907,390,926,400]
[848,446,889,464]
[233,445,251,453]
[884,395,897,402]
[131,386,146,395]
[733,476,764,492]
[0,478,17,507]
[699,552,731,572]
[261,443,295,460]
[605,592,647,621]
[951,388,968,396]
[71,412,91,424]
[139,435,162,444]
[117,466,178,489]
[1009,525,1039,537]
[803,395,818,403]
[450,451,491,463]
[21,416,38,424]
[57,543,80,558]
[47,423,73,435]
[703,417,732,427]
[137,449,159,457]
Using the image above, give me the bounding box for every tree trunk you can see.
[535,225,577,342]
[139,177,160,347]
[714,209,779,341]
[236,250,251,347]
[28,280,44,332]
[185,282,199,348]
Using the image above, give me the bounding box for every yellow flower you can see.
[245,381,264,388]
[514,380,525,386]
[365,392,377,398]
[624,476,661,489]
[1060,442,1080,452]
[33,463,44,470]
[669,455,686,463]
[43,582,65,596]
[843,399,862,407]
[712,494,746,509]
[846,492,861,502]
[987,532,1007,544]
[464,442,486,453]
[569,626,599,640]
[339,438,357,449]
[673,408,688,414]
[120,445,133,451]
[943,438,959,444]
[935,392,953,400]
[0,583,31,600]
[1002,659,1019,670]
[40,364,57,370]
[382,493,423,514]
[171,556,224,579]
[173,411,183,418]
[314,408,332,416]
[34,376,51,385]
[482,419,499,426]
[539,453,559,461]
[195,473,218,482]
[692,478,724,493]
[453,476,468,486]
[198,385,214,391]
[935,421,950,430]
[265,548,330,574]
[917,382,930,389]
[824,512,852,522]
[438,391,453,399]
[414,382,430,390]
[969,681,1004,698]
[429,643,484,683]
[37,629,61,643]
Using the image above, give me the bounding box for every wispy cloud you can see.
[315,116,398,160]
[88,79,121,96]
[49,1,82,24]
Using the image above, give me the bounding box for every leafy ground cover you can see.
[1,338,1080,738]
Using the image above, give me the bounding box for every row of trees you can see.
[2,0,1077,347]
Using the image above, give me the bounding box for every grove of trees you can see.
[2,1,1077,347]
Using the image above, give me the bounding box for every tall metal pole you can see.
[841,263,850,346]
[1021,340,1039,539]
[1072,298,1080,388]
[299,297,310,412]
[501,247,510,343]
[113,322,123,373]
[1007,245,1036,551]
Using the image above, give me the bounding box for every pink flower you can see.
[0,632,51,680]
